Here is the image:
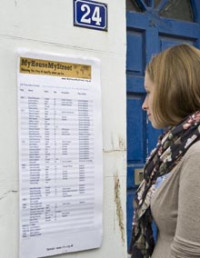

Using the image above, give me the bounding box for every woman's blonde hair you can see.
[146,44,200,128]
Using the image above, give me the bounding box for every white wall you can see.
[0,0,127,257]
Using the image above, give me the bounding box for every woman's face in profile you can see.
[142,72,158,128]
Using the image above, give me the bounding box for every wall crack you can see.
[114,173,125,243]
[0,190,18,201]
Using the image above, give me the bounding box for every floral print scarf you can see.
[129,111,200,258]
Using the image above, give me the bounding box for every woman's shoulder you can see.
[179,140,200,181]
[184,140,200,157]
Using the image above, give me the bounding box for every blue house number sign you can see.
[73,0,108,31]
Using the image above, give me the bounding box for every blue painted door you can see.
[126,0,200,247]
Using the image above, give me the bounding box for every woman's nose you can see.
[142,96,148,111]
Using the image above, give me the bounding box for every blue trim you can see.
[135,0,147,11]
[149,0,155,8]
[127,11,149,29]
[156,0,168,11]
[135,0,200,24]
[135,0,167,12]
[145,27,159,63]
[158,17,200,37]
[191,0,200,23]
[127,11,200,38]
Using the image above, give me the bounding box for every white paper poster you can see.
[17,50,103,258]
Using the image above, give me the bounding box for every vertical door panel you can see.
[127,31,144,72]
[127,98,145,162]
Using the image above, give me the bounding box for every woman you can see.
[129,44,200,258]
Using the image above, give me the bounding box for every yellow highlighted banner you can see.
[20,57,91,79]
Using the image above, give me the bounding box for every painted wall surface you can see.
[0,0,127,257]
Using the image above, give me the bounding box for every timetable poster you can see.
[17,50,103,258]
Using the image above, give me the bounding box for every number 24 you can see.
[81,4,102,25]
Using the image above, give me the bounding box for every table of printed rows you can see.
[19,87,96,238]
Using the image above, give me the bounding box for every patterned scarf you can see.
[129,111,200,258]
